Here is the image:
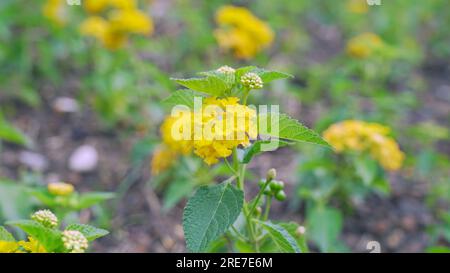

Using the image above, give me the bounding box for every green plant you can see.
[154,65,329,252]
[0,209,108,253]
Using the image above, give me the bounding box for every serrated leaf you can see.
[235,66,257,81]
[6,220,63,252]
[198,70,235,88]
[252,68,293,83]
[183,181,243,252]
[279,222,309,253]
[171,76,229,96]
[255,220,301,253]
[75,192,115,210]
[241,140,290,164]
[0,226,15,242]
[258,113,330,147]
[65,224,109,241]
[163,89,204,109]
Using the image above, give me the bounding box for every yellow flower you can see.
[80,16,109,40]
[18,237,47,253]
[346,32,385,59]
[43,0,67,26]
[84,0,136,13]
[347,0,368,14]
[80,6,152,50]
[0,241,19,253]
[214,5,274,59]
[154,97,257,166]
[48,182,75,196]
[323,120,404,171]
[109,9,153,35]
[151,145,179,175]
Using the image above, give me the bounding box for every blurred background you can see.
[0,0,449,252]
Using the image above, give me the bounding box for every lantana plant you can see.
[153,65,329,252]
[28,181,115,223]
[0,209,108,253]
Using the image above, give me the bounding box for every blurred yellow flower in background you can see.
[48,182,75,196]
[323,120,404,171]
[346,32,385,58]
[347,0,369,14]
[80,0,153,50]
[85,0,136,13]
[214,5,274,59]
[43,0,67,26]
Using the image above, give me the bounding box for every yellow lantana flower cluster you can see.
[323,120,404,171]
[43,0,67,26]
[80,0,153,50]
[346,0,369,14]
[151,97,257,173]
[346,32,385,59]
[0,237,47,253]
[48,182,75,196]
[214,5,274,59]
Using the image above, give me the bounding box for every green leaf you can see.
[241,140,290,164]
[162,178,195,211]
[307,206,343,252]
[0,117,30,146]
[65,224,109,241]
[171,76,229,96]
[163,89,204,109]
[6,220,63,252]
[279,222,309,253]
[354,157,378,186]
[255,220,301,253]
[183,181,244,252]
[235,66,257,81]
[252,68,293,83]
[0,226,15,242]
[75,192,115,210]
[198,70,235,88]
[258,113,330,147]
[0,180,34,221]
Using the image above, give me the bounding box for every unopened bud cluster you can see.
[258,168,286,200]
[241,72,263,89]
[62,230,89,253]
[31,210,58,228]
[217,65,235,74]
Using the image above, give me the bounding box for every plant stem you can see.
[248,178,272,217]
[242,88,250,105]
[263,197,272,221]
[232,149,260,252]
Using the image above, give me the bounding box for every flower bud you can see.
[62,230,89,253]
[269,180,284,192]
[266,168,277,181]
[241,72,263,89]
[31,210,58,228]
[275,190,286,201]
[48,182,75,196]
[216,65,235,74]
[296,226,306,236]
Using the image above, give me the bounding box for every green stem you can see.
[263,197,272,221]
[248,178,272,217]
[242,88,251,105]
[232,149,259,252]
